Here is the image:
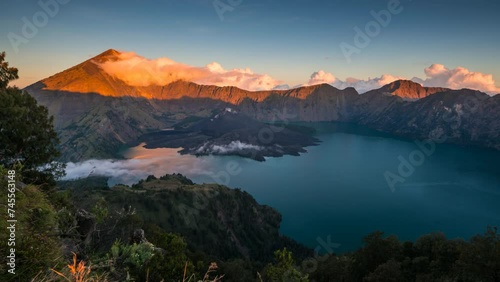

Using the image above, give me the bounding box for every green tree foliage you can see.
[363,259,403,282]
[457,226,500,281]
[0,52,18,89]
[104,227,194,282]
[350,231,403,280]
[0,51,64,186]
[219,259,256,282]
[310,228,500,282]
[92,196,109,224]
[264,248,309,282]
[108,240,156,279]
[143,224,194,282]
[412,232,463,279]
[310,255,354,282]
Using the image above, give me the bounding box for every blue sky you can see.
[1,0,499,91]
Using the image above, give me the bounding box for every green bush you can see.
[264,248,309,282]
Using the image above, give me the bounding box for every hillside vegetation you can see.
[1,171,499,282]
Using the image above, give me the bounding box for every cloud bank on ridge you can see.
[98,52,284,91]
[302,65,499,94]
[98,52,499,94]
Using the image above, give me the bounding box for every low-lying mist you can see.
[62,147,214,186]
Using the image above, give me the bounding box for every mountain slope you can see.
[41,49,158,97]
[358,89,500,149]
[365,80,449,100]
[23,50,500,162]
[30,49,348,103]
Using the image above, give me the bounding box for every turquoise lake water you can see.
[117,123,500,252]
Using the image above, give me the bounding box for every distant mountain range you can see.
[24,49,500,162]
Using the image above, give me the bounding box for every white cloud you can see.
[303,65,499,94]
[196,141,263,154]
[98,52,283,91]
[333,74,404,93]
[305,70,337,85]
[420,64,500,94]
[98,51,499,94]
[302,70,402,93]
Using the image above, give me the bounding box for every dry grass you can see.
[182,262,225,282]
[35,254,225,282]
[48,253,107,282]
